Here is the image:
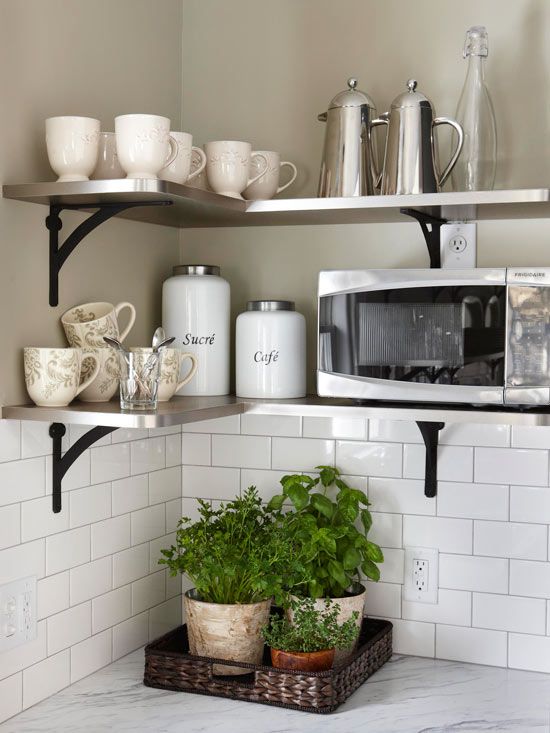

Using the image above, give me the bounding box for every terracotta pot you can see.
[184,589,271,675]
[270,647,335,672]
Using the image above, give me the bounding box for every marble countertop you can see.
[3,650,550,733]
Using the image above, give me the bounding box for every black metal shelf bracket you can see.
[49,423,118,513]
[400,208,448,269]
[46,200,173,307]
[416,421,445,498]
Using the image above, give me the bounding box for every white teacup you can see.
[78,347,120,403]
[24,347,100,407]
[91,132,125,180]
[46,116,100,182]
[115,114,178,179]
[61,301,136,349]
[205,141,268,199]
[159,132,207,185]
[243,151,297,200]
[129,347,197,401]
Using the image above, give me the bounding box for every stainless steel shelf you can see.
[4,181,550,228]
[5,395,550,427]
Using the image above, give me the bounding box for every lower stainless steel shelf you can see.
[4,395,550,427]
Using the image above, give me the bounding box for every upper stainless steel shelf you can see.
[4,181,550,227]
[5,395,550,427]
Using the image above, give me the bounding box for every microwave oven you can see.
[318,268,550,406]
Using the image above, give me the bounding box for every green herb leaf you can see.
[286,483,310,510]
[365,542,384,563]
[267,494,285,511]
[311,493,334,519]
[343,546,362,571]
[361,559,381,582]
[361,508,373,533]
[328,559,348,588]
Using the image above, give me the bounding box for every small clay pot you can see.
[270,647,335,672]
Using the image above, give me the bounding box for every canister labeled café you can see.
[162,265,230,395]
[236,301,306,398]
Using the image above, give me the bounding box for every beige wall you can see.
[0,0,183,404]
[180,0,550,391]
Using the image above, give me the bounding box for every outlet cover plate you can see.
[440,222,477,268]
[0,576,37,652]
[403,547,439,604]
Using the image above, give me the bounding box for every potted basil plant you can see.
[160,487,303,674]
[262,597,359,672]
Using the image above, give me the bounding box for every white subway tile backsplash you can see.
[91,514,131,560]
[440,423,510,447]
[149,425,181,437]
[149,533,176,573]
[131,437,165,475]
[368,512,402,549]
[46,451,90,492]
[509,560,550,599]
[21,422,61,458]
[473,593,546,634]
[112,474,148,516]
[437,481,509,521]
[378,548,404,584]
[368,478,435,516]
[510,485,550,523]
[165,498,182,533]
[70,629,112,684]
[368,420,421,444]
[474,521,547,560]
[149,466,181,505]
[21,495,69,541]
[404,444,473,482]
[149,596,182,640]
[69,482,111,529]
[337,441,402,478]
[241,414,301,437]
[91,442,130,484]
[0,456,45,506]
[364,581,401,618]
[0,539,44,583]
[475,447,548,486]
[69,425,111,448]
[439,554,508,593]
[132,570,165,614]
[390,618,435,657]
[272,437,334,472]
[181,465,240,500]
[180,433,211,466]
[403,516,473,554]
[166,433,183,468]
[0,621,47,682]
[46,527,90,575]
[37,572,69,620]
[181,414,240,434]
[112,429,149,444]
[303,417,366,440]
[47,602,91,655]
[92,586,132,634]
[70,557,112,605]
[402,589,471,627]
[112,611,149,660]
[0,674,22,724]
[512,425,550,449]
[131,504,165,545]
[22,650,70,709]
[436,625,507,667]
[0,504,20,549]
[0,420,21,464]
[113,544,149,588]
[509,633,550,673]
[212,434,271,469]
[240,468,288,502]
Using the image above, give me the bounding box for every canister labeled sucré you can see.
[236,300,306,398]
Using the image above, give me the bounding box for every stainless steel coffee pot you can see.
[317,78,379,197]
[373,79,464,195]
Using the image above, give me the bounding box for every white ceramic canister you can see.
[236,300,306,398]
[162,265,230,396]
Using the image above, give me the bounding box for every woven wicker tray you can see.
[144,618,392,714]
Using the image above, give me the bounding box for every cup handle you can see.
[164,135,179,168]
[176,353,198,391]
[75,353,100,396]
[187,147,207,181]
[115,302,136,342]
[433,117,464,188]
[276,161,298,194]
[247,152,269,188]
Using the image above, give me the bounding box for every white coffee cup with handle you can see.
[243,151,297,200]
[159,131,207,185]
[129,347,197,401]
[115,114,178,179]
[61,301,136,348]
[205,141,268,199]
[24,347,100,407]
[46,116,100,182]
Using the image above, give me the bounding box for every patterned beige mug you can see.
[24,347,100,407]
[61,301,136,348]
[78,347,120,403]
[129,347,197,401]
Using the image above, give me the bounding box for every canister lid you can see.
[247,300,295,312]
[172,264,220,276]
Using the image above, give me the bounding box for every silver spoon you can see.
[152,327,166,351]
[153,336,175,353]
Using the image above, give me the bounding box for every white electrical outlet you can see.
[440,222,477,268]
[403,547,438,604]
[0,576,37,652]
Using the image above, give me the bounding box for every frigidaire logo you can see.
[514,272,546,277]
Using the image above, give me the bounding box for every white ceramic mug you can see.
[91,132,125,180]
[159,132,207,185]
[243,151,297,200]
[205,141,268,199]
[61,301,136,349]
[24,347,100,407]
[115,114,178,179]
[129,347,197,401]
[46,116,100,182]
[78,347,120,403]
